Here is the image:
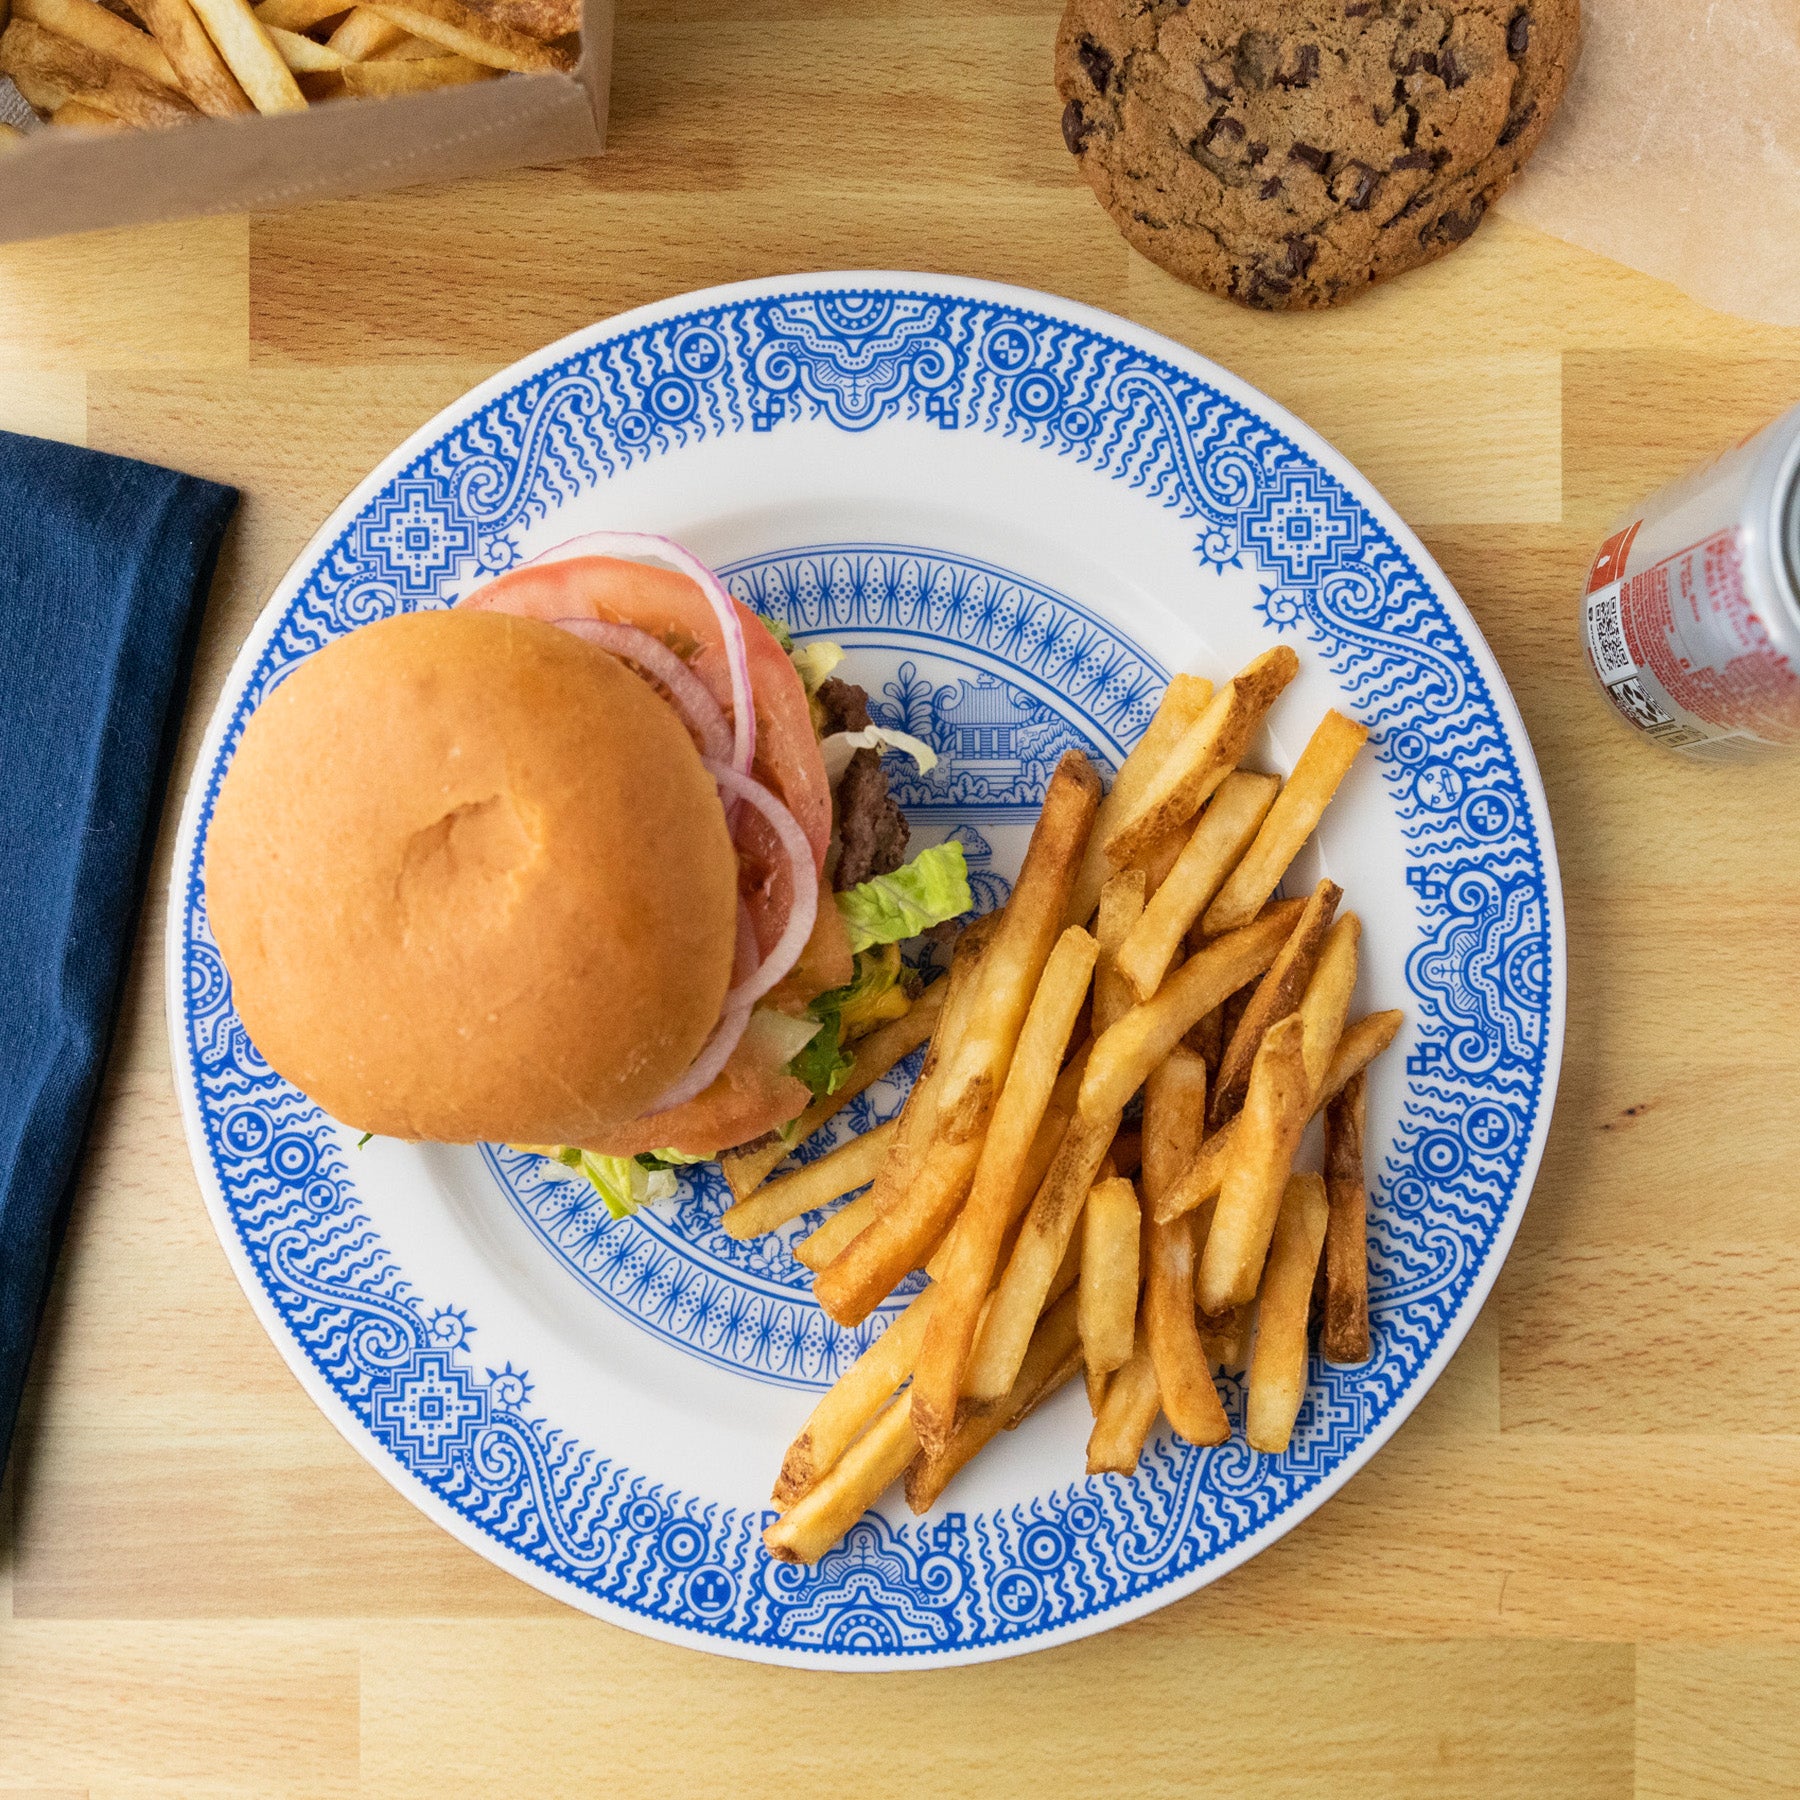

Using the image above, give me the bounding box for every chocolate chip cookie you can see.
[1055,0,1580,309]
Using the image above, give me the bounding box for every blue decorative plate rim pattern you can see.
[166,273,1564,1669]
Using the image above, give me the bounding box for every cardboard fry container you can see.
[0,0,611,244]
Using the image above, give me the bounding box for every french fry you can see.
[763,1395,917,1565]
[1127,826,1185,899]
[1198,1300,1253,1373]
[15,0,177,86]
[910,926,1099,1452]
[794,1187,881,1272]
[363,0,571,69]
[1103,647,1298,869]
[185,0,304,107]
[323,3,398,53]
[252,0,345,29]
[1321,1068,1370,1365]
[720,1119,896,1242]
[264,20,340,64]
[962,1105,1117,1404]
[50,92,122,119]
[1203,709,1369,936]
[0,18,193,120]
[1115,771,1279,1003]
[1153,1008,1401,1224]
[1186,1002,1224,1074]
[339,43,488,83]
[1296,913,1361,1101]
[1246,1173,1329,1453]
[1077,1174,1138,1377]
[814,754,1101,1329]
[128,0,250,112]
[1092,868,1145,1034]
[721,978,945,1200]
[773,1285,937,1508]
[1086,1325,1161,1474]
[1140,1048,1228,1445]
[1065,674,1214,928]
[6,61,69,104]
[906,1286,1082,1513]
[1076,899,1304,1126]
[467,0,576,39]
[1195,1014,1309,1314]
[1209,878,1341,1126]
[923,1038,1090,1284]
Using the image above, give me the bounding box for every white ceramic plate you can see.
[168,272,1564,1669]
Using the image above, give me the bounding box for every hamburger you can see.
[204,533,970,1216]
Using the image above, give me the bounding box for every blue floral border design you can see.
[175,283,1556,1664]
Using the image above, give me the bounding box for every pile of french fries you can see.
[721,645,1404,1566]
[0,0,574,138]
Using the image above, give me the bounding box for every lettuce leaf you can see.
[552,1147,679,1221]
[835,840,972,953]
[787,1009,855,1100]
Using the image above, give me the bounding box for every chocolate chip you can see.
[1497,99,1536,146]
[1282,234,1317,278]
[1245,270,1293,308]
[1076,36,1113,93]
[1345,1,1372,13]
[1247,140,1269,165]
[1289,141,1330,175]
[1390,149,1432,169]
[1432,194,1487,242]
[1439,44,1466,89]
[1275,43,1320,89]
[1333,160,1382,210]
[1233,29,1278,91]
[1401,102,1420,148]
[1259,176,1283,198]
[1203,111,1246,148]
[1061,98,1089,155]
[1507,9,1530,56]
[1396,50,1438,77]
[1383,188,1433,227]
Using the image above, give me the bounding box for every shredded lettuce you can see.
[835,840,972,953]
[550,1147,679,1221]
[788,1010,856,1100]
[821,725,938,786]
[791,640,846,697]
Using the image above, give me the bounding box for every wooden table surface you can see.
[6,2,1800,1793]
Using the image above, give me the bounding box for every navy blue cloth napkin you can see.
[0,430,236,1475]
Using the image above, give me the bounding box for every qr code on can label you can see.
[1586,588,1636,682]
[1606,675,1674,731]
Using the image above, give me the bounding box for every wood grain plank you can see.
[361,1622,1633,1799]
[1636,1647,1800,1799]
[0,374,86,446]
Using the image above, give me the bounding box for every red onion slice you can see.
[519,531,755,777]
[637,998,755,1118]
[550,617,732,764]
[708,761,819,1009]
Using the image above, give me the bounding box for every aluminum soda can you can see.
[1581,402,1800,758]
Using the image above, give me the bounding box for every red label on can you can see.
[1616,530,1800,743]
[1586,520,1641,594]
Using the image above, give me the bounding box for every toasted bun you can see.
[205,609,738,1144]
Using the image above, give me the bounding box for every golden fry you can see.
[1092,868,1146,1034]
[1086,1327,1161,1474]
[129,0,250,110]
[1321,1068,1370,1365]
[963,1107,1117,1403]
[1115,771,1278,1003]
[1195,1013,1309,1314]
[793,1186,880,1273]
[721,1118,896,1242]
[763,1396,917,1565]
[905,1287,1081,1513]
[49,93,123,119]
[1246,1173,1329,1453]
[264,21,340,64]
[1103,647,1298,869]
[773,1285,937,1508]
[1296,913,1361,1101]
[1153,1007,1401,1225]
[323,4,399,53]
[251,0,347,29]
[15,0,177,86]
[722,979,944,1200]
[364,0,571,68]
[466,0,576,39]
[1077,1174,1139,1377]
[0,17,194,120]
[338,44,491,82]
[186,0,304,108]
[911,926,1098,1452]
[1077,900,1304,1126]
[1065,674,1214,928]
[1204,709,1369,936]
[1210,878,1341,1126]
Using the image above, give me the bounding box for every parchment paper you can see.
[1494,0,1800,327]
